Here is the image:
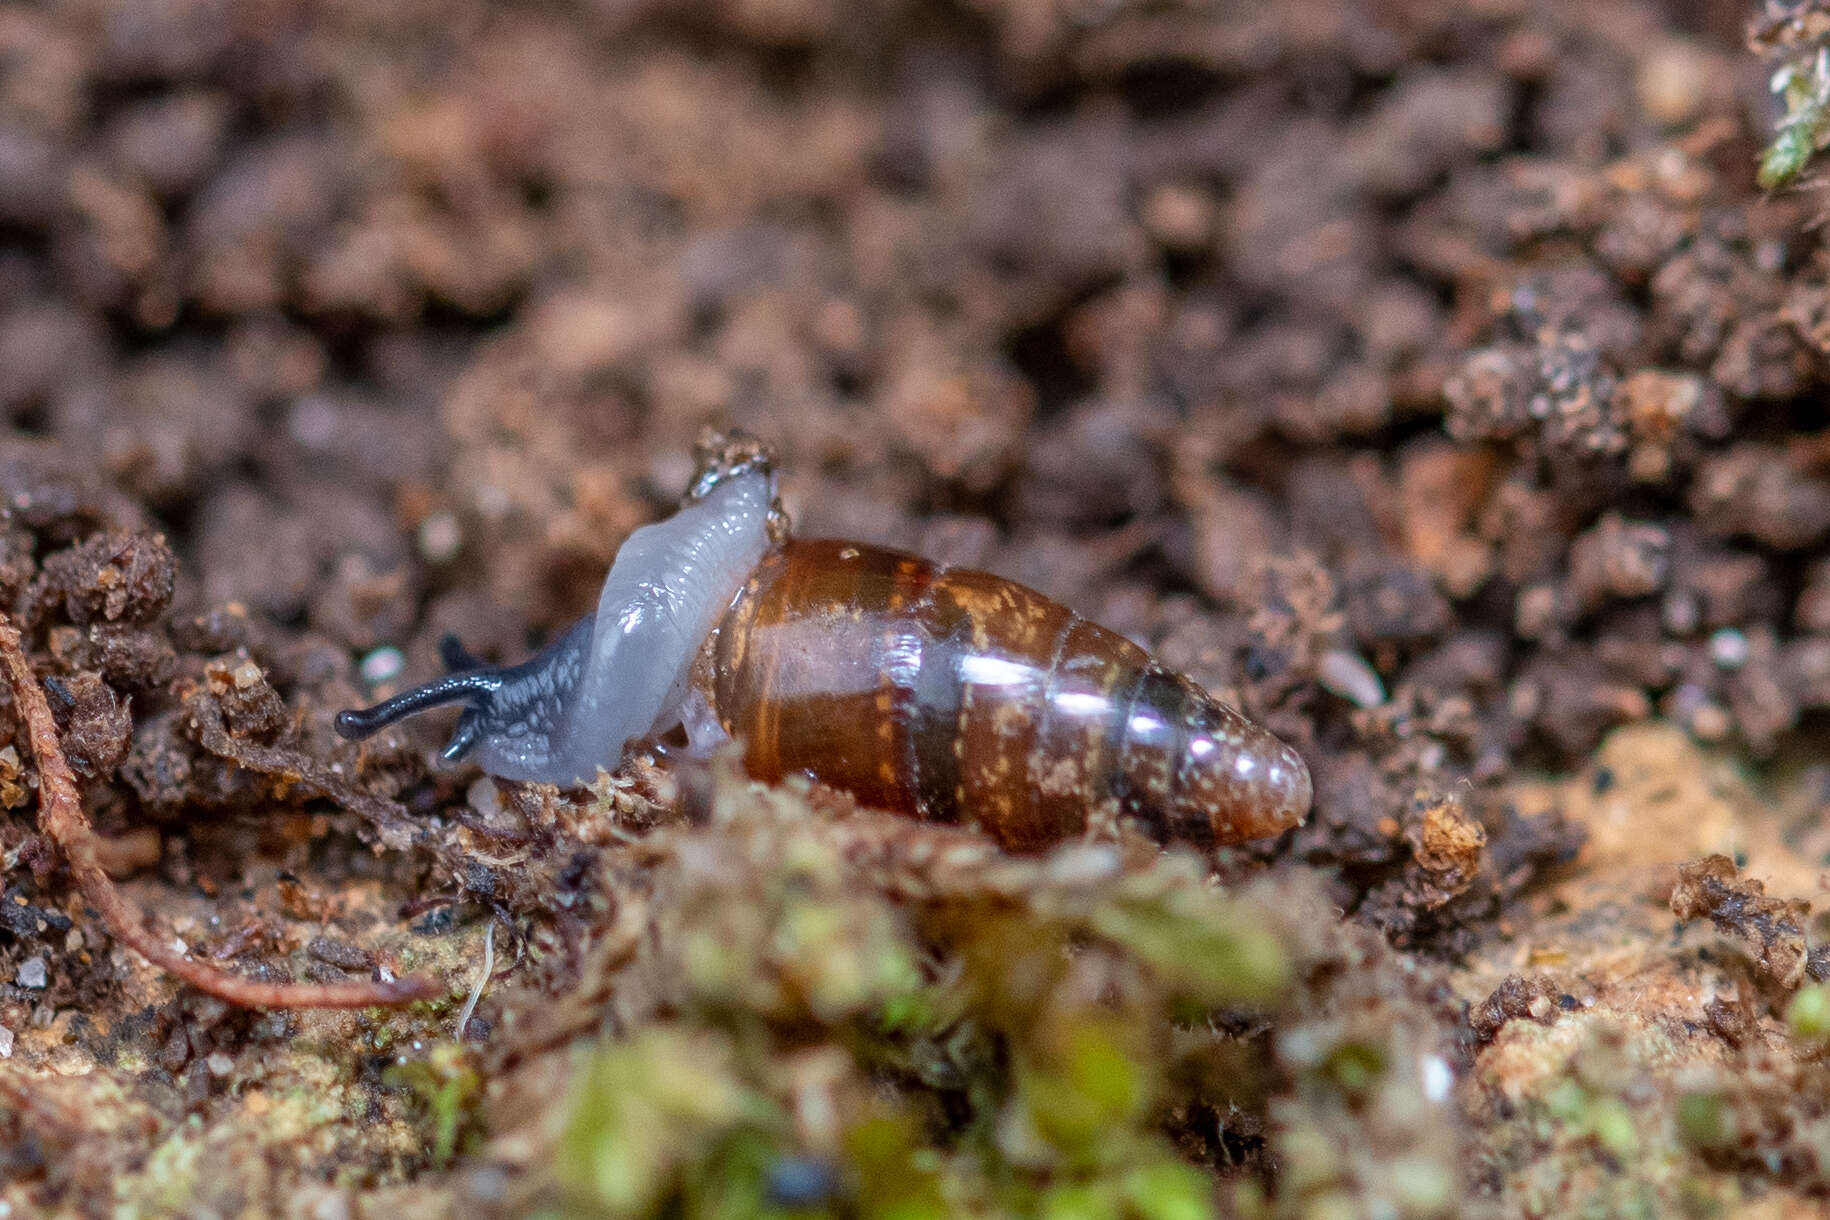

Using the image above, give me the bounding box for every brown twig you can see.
[0,613,440,1009]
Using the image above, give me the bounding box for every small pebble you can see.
[0,1026,13,1058]
[1691,702,1731,741]
[361,646,405,684]
[206,1051,235,1077]
[1663,591,1700,636]
[1708,628,1749,670]
[288,395,339,450]
[1317,648,1386,709]
[15,957,46,989]
[1635,39,1710,126]
[417,511,462,564]
[1420,1054,1453,1103]
[1140,182,1215,251]
[467,775,505,821]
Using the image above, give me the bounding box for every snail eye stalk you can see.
[438,635,487,672]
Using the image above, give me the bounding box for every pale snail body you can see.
[337,439,1313,850]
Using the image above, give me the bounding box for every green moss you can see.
[1089,895,1290,1009]
[1588,1098,1638,1160]
[128,1114,206,1216]
[535,796,1323,1217]
[1475,1020,1754,1219]
[1789,983,1830,1039]
[1676,1093,1730,1153]
[384,1043,484,1167]
[1012,1020,1150,1167]
[1118,1162,1215,1220]
[1037,1181,1121,1220]
[1321,1040,1384,1098]
[844,1110,952,1220]
[1759,49,1830,191]
[558,1027,779,1216]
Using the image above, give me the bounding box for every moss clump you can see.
[554,1015,1226,1219]
[534,779,1320,1218]
[556,1027,787,1216]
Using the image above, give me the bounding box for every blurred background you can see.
[0,0,1772,700]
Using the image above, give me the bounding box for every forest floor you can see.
[4,0,1830,1215]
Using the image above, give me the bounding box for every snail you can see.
[337,433,1311,850]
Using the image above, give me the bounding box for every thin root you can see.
[455,918,495,1041]
[0,613,440,1009]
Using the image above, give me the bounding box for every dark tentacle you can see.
[335,672,500,741]
[439,635,487,672]
[441,708,486,761]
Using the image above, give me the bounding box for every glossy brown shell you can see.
[712,539,1311,851]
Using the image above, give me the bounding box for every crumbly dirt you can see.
[8,0,1830,1215]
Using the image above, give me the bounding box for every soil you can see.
[6,0,1830,1215]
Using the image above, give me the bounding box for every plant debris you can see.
[0,612,437,1009]
[1670,854,1818,991]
